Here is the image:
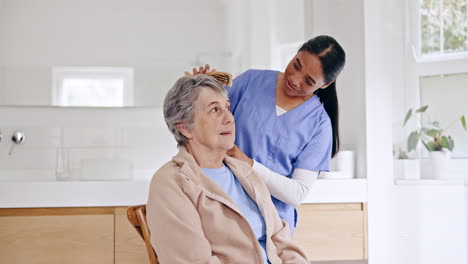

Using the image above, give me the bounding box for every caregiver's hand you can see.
[227,145,254,167]
[185,64,216,76]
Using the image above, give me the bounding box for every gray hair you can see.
[163,74,227,146]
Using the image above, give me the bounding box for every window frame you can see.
[406,0,468,94]
[52,67,134,107]
[411,0,468,62]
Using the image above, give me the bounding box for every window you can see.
[52,67,134,107]
[403,0,468,157]
[416,0,468,59]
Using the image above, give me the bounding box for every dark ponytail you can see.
[315,82,340,158]
[299,35,345,158]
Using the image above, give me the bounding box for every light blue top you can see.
[201,165,270,264]
[227,69,333,232]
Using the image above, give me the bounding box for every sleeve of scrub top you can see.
[226,70,251,114]
[295,117,333,171]
[253,161,319,208]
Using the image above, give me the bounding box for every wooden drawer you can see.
[293,203,368,261]
[0,208,114,264]
[0,204,368,263]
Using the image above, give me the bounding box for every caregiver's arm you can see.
[227,145,318,207]
[253,161,318,208]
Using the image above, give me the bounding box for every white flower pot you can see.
[393,159,420,180]
[428,151,451,180]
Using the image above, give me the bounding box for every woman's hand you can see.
[227,145,253,167]
[185,64,216,76]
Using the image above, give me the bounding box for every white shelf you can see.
[0,181,150,208]
[0,178,368,208]
[395,179,468,186]
[302,178,367,204]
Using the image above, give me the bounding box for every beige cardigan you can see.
[146,146,308,264]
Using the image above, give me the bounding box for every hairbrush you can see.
[184,71,233,87]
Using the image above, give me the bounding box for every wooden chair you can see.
[127,205,159,264]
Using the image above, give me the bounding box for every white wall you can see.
[270,0,305,71]
[0,0,5,105]
[365,0,468,263]
[225,0,250,76]
[306,0,367,179]
[0,107,178,181]
[466,186,468,260]
[247,0,306,71]
[0,0,230,107]
[247,0,271,69]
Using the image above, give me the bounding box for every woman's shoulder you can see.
[241,69,279,78]
[234,69,279,91]
[307,96,331,121]
[150,161,188,189]
[148,160,203,205]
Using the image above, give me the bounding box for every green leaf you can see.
[425,129,440,138]
[461,115,467,130]
[416,105,429,113]
[447,136,454,151]
[441,136,450,150]
[403,109,412,127]
[425,141,439,152]
[407,131,420,152]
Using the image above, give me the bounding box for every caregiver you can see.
[190,35,346,233]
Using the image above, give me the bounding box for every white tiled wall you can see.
[0,106,178,182]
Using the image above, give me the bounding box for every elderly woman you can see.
[146,75,308,264]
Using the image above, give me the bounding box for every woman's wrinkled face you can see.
[189,87,235,152]
[283,51,332,97]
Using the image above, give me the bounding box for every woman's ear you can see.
[320,80,335,89]
[176,123,192,139]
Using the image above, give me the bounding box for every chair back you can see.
[127,205,159,264]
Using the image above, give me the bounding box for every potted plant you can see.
[393,145,421,180]
[403,105,467,179]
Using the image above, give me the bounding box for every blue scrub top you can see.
[227,69,333,232]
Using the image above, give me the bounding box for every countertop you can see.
[0,179,367,208]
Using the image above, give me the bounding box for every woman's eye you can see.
[293,63,299,70]
[211,107,218,112]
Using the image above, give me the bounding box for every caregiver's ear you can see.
[176,123,192,139]
[320,80,335,89]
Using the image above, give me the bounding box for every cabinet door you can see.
[114,207,149,264]
[293,203,367,261]
[0,208,114,264]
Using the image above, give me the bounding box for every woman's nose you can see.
[223,110,234,124]
[290,75,301,87]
